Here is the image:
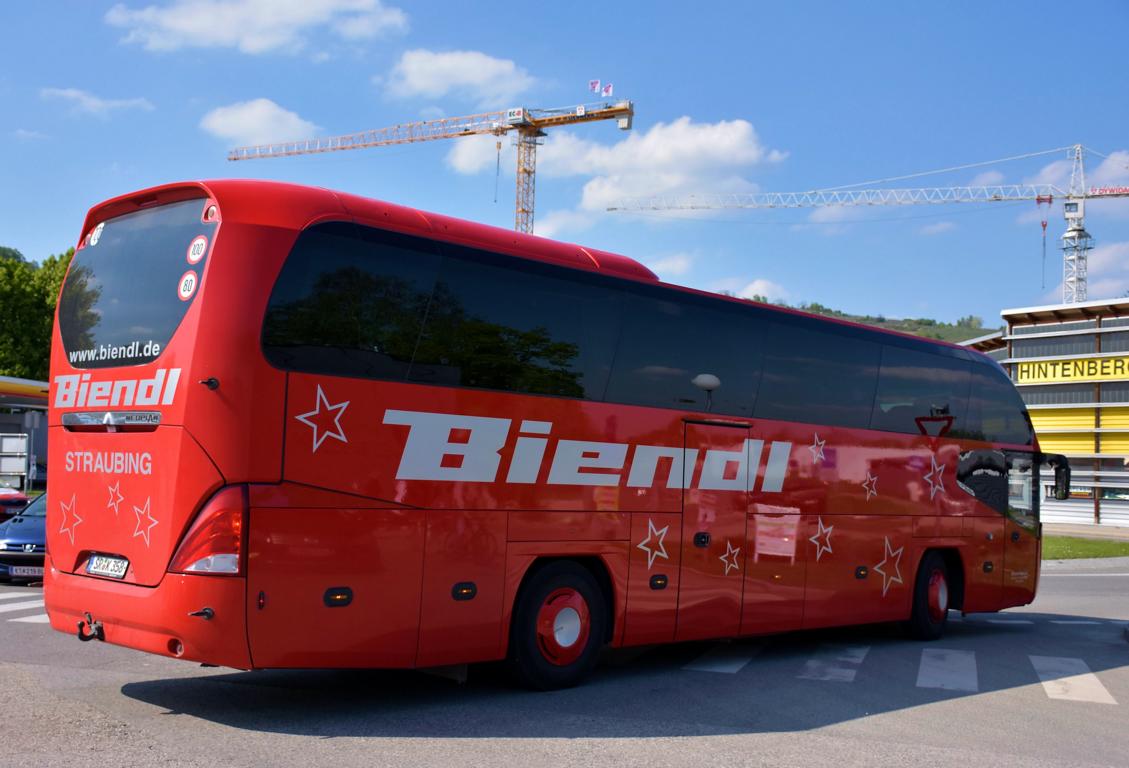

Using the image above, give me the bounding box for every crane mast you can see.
[609,145,1128,303]
[228,100,634,235]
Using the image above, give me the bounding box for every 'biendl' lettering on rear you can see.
[53,369,181,409]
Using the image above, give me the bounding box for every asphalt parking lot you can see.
[2,559,1126,768]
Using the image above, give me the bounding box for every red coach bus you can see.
[44,180,1070,689]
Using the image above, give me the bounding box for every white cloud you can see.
[13,129,47,140]
[446,117,783,237]
[446,134,499,174]
[385,49,535,107]
[535,209,595,240]
[806,206,857,224]
[919,221,956,235]
[737,278,790,302]
[646,253,693,281]
[1090,151,1129,187]
[1025,158,1072,189]
[199,98,319,146]
[969,169,1004,186]
[41,87,154,117]
[105,0,406,54]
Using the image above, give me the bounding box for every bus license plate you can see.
[9,565,43,577]
[87,555,129,579]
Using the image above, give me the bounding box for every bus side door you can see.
[675,422,749,641]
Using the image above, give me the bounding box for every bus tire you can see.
[906,551,950,640]
[510,561,606,690]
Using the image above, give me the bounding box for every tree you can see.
[0,246,73,381]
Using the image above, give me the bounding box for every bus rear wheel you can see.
[906,551,950,640]
[510,561,606,690]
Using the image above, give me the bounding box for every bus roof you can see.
[80,179,984,360]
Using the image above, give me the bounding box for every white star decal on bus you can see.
[923,455,946,499]
[132,497,159,547]
[59,494,82,545]
[296,384,350,452]
[636,518,669,569]
[809,517,833,561]
[874,536,904,597]
[720,540,741,575]
[862,472,878,500]
[808,433,826,464]
[107,482,124,516]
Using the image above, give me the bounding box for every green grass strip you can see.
[1043,535,1129,560]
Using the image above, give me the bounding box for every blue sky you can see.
[4,1,1129,326]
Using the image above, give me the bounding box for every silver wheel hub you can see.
[553,607,581,647]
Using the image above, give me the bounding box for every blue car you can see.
[0,494,45,582]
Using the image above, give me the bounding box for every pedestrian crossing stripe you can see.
[1030,655,1117,705]
[681,640,1122,705]
[0,599,44,614]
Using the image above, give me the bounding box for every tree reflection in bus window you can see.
[262,222,441,381]
[407,244,621,399]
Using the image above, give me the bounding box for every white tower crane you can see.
[609,145,1129,303]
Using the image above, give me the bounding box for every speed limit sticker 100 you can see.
[187,235,208,264]
[178,270,198,301]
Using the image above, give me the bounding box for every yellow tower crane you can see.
[227,100,634,235]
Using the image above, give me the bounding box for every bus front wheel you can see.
[906,551,950,640]
[510,561,606,690]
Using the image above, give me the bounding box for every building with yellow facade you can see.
[966,297,1129,527]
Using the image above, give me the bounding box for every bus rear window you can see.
[59,198,216,369]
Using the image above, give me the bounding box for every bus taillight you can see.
[168,486,247,576]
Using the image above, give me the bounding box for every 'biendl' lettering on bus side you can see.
[383,408,793,490]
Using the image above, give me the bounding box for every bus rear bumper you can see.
[44,563,251,669]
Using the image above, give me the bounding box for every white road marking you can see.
[10,613,49,624]
[1029,656,1117,705]
[683,643,763,674]
[987,619,1034,625]
[0,592,41,602]
[1050,620,1102,625]
[0,599,44,614]
[916,648,978,692]
[797,645,870,683]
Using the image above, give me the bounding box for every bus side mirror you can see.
[1044,454,1071,501]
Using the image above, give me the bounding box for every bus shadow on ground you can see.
[121,612,1128,738]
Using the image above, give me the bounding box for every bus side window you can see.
[966,359,1034,446]
[408,245,622,400]
[755,322,881,429]
[870,345,971,437]
[603,291,764,416]
[262,222,441,381]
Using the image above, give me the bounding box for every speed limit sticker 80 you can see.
[178,270,199,301]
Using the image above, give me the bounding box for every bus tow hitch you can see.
[77,612,105,642]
